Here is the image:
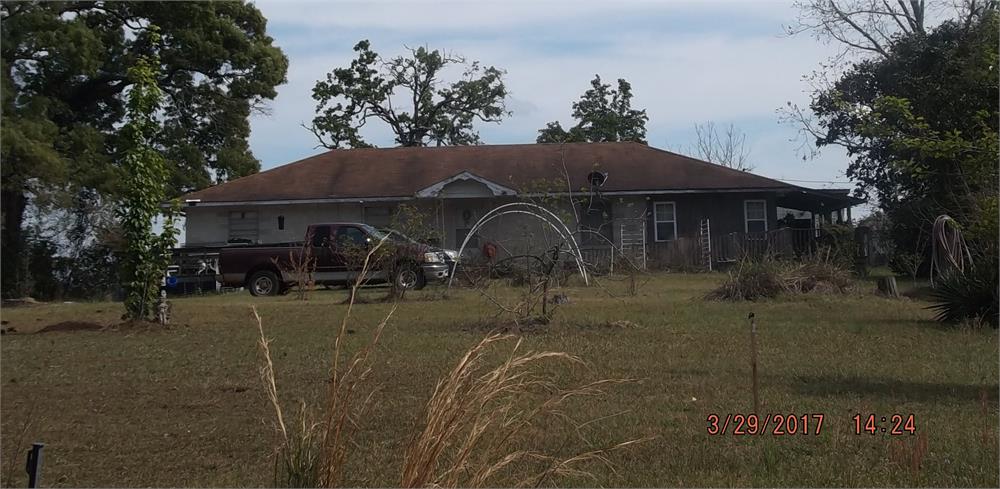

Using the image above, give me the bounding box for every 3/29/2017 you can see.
[706,413,825,435]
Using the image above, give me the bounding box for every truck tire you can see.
[394,263,426,291]
[248,270,281,296]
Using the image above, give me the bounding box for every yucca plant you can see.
[927,259,999,327]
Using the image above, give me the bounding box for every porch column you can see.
[439,198,447,247]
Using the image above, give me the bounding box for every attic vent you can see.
[587,171,608,187]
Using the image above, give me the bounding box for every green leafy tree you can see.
[309,40,509,149]
[785,7,998,258]
[1,1,288,297]
[117,44,178,321]
[537,75,648,143]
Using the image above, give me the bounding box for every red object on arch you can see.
[482,242,497,260]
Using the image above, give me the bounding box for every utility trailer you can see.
[165,246,225,295]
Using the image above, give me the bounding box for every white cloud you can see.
[248,0,860,207]
[255,0,796,35]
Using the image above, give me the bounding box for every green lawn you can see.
[1,273,997,487]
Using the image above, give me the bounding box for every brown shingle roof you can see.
[182,142,801,203]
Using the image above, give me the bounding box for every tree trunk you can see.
[877,276,900,298]
[1,187,27,298]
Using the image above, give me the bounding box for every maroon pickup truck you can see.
[218,223,452,296]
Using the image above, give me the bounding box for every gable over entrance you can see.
[415,171,517,198]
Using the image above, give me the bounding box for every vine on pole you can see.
[117,27,179,321]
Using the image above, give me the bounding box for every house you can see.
[179,142,862,268]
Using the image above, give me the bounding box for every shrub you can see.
[705,258,785,301]
[817,223,857,268]
[890,251,925,285]
[927,258,999,327]
[707,255,854,301]
[784,255,853,294]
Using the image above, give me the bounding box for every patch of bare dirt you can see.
[569,319,641,331]
[37,321,105,333]
[2,297,41,308]
[462,316,551,335]
[603,320,640,329]
[105,320,173,333]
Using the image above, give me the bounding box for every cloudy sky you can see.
[249,0,861,196]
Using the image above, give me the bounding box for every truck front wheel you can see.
[248,270,281,296]
[394,263,426,291]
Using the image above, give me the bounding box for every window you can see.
[336,226,368,247]
[311,225,330,248]
[653,202,676,242]
[744,200,767,233]
[228,211,259,243]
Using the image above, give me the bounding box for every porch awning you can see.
[774,188,865,213]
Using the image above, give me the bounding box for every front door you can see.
[455,207,479,250]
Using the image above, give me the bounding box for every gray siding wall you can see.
[646,192,777,242]
[184,202,366,246]
[182,192,776,263]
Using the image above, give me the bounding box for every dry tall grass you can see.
[401,334,649,488]
[273,233,317,300]
[256,236,396,487]
[255,235,648,487]
[888,432,929,473]
[255,314,321,486]
[2,411,36,486]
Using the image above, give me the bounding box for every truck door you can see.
[331,225,371,276]
[308,225,335,275]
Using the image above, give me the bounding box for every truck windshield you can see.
[378,228,420,244]
[361,224,396,243]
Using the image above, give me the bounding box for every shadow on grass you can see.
[793,374,998,403]
[902,285,936,301]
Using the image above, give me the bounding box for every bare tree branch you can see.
[692,122,755,171]
[783,0,959,58]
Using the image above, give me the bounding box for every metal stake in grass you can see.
[26,442,43,488]
[748,312,760,414]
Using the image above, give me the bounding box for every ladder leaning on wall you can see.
[619,221,647,270]
[699,218,712,271]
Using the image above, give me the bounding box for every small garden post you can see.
[749,312,760,414]
[26,442,43,488]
